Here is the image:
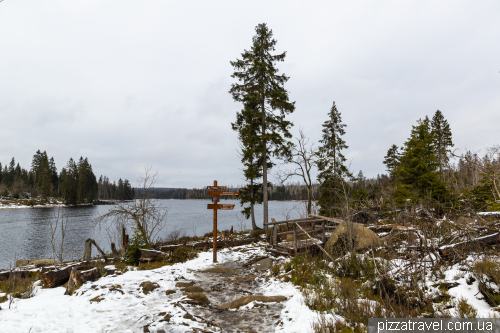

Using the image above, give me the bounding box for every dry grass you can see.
[471,256,500,307]
[0,272,39,300]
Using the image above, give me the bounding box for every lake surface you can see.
[0,200,306,269]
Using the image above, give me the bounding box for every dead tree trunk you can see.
[83,239,109,262]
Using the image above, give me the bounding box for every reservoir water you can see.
[0,200,305,269]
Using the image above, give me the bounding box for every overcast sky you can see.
[0,1,499,188]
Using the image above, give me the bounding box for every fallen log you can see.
[309,214,344,224]
[192,238,260,249]
[139,249,168,262]
[265,248,290,257]
[0,270,32,281]
[439,232,500,257]
[368,224,408,232]
[159,244,183,252]
[43,263,85,288]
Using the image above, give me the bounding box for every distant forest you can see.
[0,150,133,205]
[136,176,389,202]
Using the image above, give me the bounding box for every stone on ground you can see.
[16,259,56,268]
[182,286,204,293]
[325,221,383,255]
[201,267,235,274]
[140,281,160,294]
[251,258,273,271]
[218,295,287,309]
[187,292,210,304]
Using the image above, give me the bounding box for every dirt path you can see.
[147,249,288,333]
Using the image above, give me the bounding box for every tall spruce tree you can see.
[397,118,448,200]
[230,23,295,231]
[431,110,453,179]
[61,158,79,205]
[316,102,351,217]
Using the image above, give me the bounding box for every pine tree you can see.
[397,118,448,200]
[316,102,351,217]
[117,179,125,200]
[0,162,2,185]
[61,158,78,205]
[431,110,454,179]
[76,157,97,204]
[230,23,295,230]
[383,144,401,178]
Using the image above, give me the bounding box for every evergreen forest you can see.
[0,150,134,205]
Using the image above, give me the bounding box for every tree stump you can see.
[65,266,100,295]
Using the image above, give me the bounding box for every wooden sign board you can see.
[207,191,239,196]
[207,204,235,210]
[207,186,226,190]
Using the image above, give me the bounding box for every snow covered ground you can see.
[0,244,318,333]
[0,200,65,210]
[1,241,499,332]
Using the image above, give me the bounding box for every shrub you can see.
[456,297,478,318]
[471,257,500,307]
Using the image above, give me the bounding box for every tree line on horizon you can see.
[229,23,500,229]
[0,151,134,205]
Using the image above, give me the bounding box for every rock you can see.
[187,292,210,304]
[251,258,273,271]
[15,259,56,268]
[182,286,204,293]
[165,289,176,295]
[183,313,194,320]
[15,259,30,267]
[140,281,160,294]
[90,295,104,303]
[30,259,56,267]
[175,281,195,288]
[325,221,383,255]
[218,295,287,309]
[159,314,172,322]
[201,267,235,274]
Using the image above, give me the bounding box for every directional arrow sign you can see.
[207,186,226,190]
[207,204,235,210]
[207,191,239,196]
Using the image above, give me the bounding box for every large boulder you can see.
[325,221,383,255]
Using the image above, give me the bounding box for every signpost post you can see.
[207,180,238,262]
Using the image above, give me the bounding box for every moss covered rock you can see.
[325,221,383,255]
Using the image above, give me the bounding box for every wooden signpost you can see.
[207,180,238,262]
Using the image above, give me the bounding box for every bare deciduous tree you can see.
[49,207,68,263]
[94,167,169,246]
[276,128,317,215]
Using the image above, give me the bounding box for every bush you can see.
[167,246,198,264]
[456,297,478,318]
[250,229,264,238]
[471,257,500,307]
[124,231,149,265]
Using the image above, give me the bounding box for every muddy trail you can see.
[142,246,291,333]
[158,258,284,332]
